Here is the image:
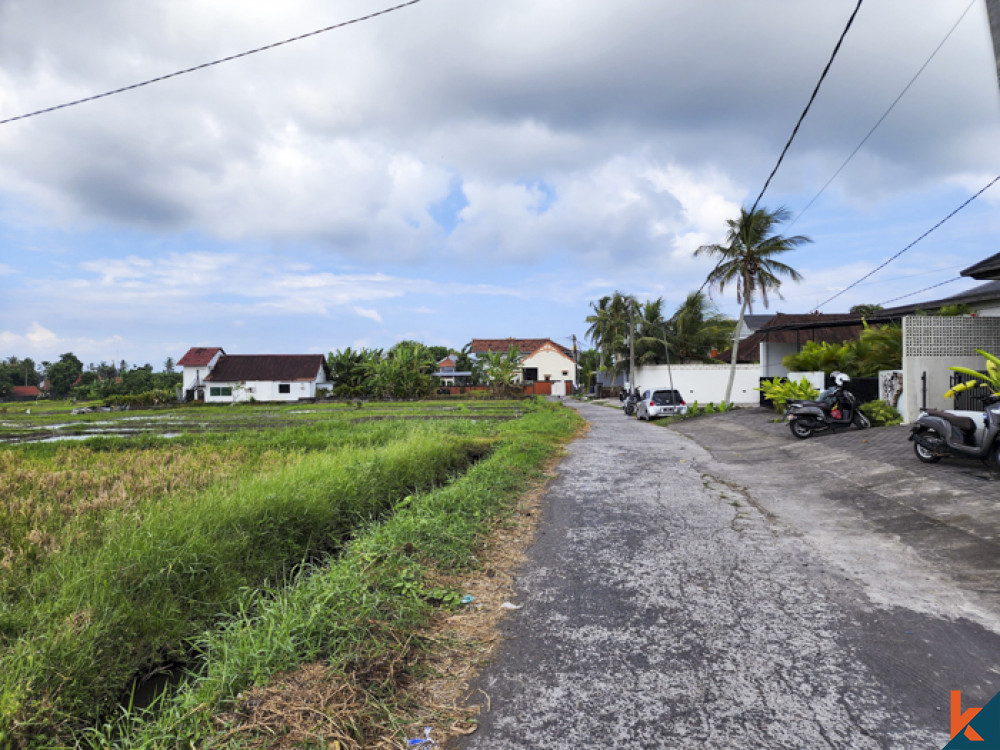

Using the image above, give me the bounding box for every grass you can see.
[0,398,582,748]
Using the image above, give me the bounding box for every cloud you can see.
[352,306,382,323]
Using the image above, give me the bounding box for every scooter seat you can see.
[923,409,977,434]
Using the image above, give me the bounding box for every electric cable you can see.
[788,0,976,229]
[877,276,962,306]
[815,172,1000,310]
[0,0,423,126]
[699,1,863,298]
[748,0,863,216]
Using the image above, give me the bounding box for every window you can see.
[209,386,232,397]
[279,383,291,394]
[522,367,538,382]
[561,370,569,377]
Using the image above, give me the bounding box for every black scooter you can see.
[784,372,871,439]
[622,390,639,417]
[909,394,1000,469]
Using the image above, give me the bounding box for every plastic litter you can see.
[460,594,475,604]
[407,726,439,747]
[500,602,521,610]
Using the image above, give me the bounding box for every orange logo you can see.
[953,690,985,742]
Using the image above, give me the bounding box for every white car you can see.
[636,388,688,421]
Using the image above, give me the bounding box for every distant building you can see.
[177,347,331,402]
[468,338,577,387]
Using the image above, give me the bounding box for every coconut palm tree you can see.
[585,291,638,387]
[696,206,810,402]
[667,292,736,363]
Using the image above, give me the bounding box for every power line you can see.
[748,0,863,216]
[0,0,424,126]
[788,0,976,229]
[877,276,962,306]
[815,172,1000,310]
[699,1,863,299]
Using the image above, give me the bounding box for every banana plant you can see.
[944,349,1000,398]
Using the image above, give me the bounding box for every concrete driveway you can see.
[457,401,1000,749]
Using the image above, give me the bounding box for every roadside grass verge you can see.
[0,424,494,746]
[71,401,583,749]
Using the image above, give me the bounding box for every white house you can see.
[468,338,577,387]
[178,347,225,402]
[177,347,331,403]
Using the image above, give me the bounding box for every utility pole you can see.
[571,334,579,391]
[660,324,676,398]
[628,303,636,395]
[986,0,1000,94]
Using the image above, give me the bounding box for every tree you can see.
[585,291,638,386]
[45,352,84,398]
[479,345,522,398]
[696,206,809,402]
[667,292,736,363]
[849,304,883,317]
[163,357,176,373]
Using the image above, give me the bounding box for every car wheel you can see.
[913,435,942,463]
[788,419,813,439]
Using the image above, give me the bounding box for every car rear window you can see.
[651,391,681,405]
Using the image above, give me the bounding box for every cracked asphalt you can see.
[457,401,1000,749]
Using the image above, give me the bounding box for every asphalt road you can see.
[457,401,1000,749]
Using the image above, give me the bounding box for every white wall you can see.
[633,364,761,405]
[205,379,318,403]
[759,342,798,377]
[901,316,1000,423]
[521,348,577,383]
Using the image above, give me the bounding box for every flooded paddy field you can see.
[0,399,525,445]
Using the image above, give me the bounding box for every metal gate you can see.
[950,371,990,410]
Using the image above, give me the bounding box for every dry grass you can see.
[0,445,285,575]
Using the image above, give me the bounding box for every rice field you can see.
[0,397,580,748]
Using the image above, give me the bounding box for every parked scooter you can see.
[909,394,1000,469]
[784,372,871,439]
[622,389,640,417]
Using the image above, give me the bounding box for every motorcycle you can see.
[784,372,871,439]
[909,394,1000,469]
[622,389,640,417]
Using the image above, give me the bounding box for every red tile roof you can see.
[203,355,330,383]
[11,385,40,399]
[178,347,225,367]
[468,338,573,358]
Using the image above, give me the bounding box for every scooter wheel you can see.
[853,412,871,430]
[913,438,942,464]
[789,420,813,439]
[990,442,1000,471]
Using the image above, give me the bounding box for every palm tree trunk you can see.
[725,299,748,403]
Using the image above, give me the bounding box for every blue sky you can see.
[2,0,1000,368]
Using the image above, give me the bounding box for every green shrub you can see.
[756,377,819,413]
[859,400,902,426]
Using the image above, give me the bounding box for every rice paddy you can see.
[0,397,581,748]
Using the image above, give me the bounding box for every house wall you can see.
[978,303,1000,316]
[205,377,323,403]
[901,316,1000,423]
[633,364,761,405]
[181,350,223,400]
[759,342,799,377]
[520,349,577,384]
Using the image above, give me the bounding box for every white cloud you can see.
[352,306,382,323]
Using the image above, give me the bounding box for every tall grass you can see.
[0,427,491,746]
[82,402,582,748]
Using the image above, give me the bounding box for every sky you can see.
[2,0,1000,369]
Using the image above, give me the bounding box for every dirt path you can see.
[456,401,1000,748]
